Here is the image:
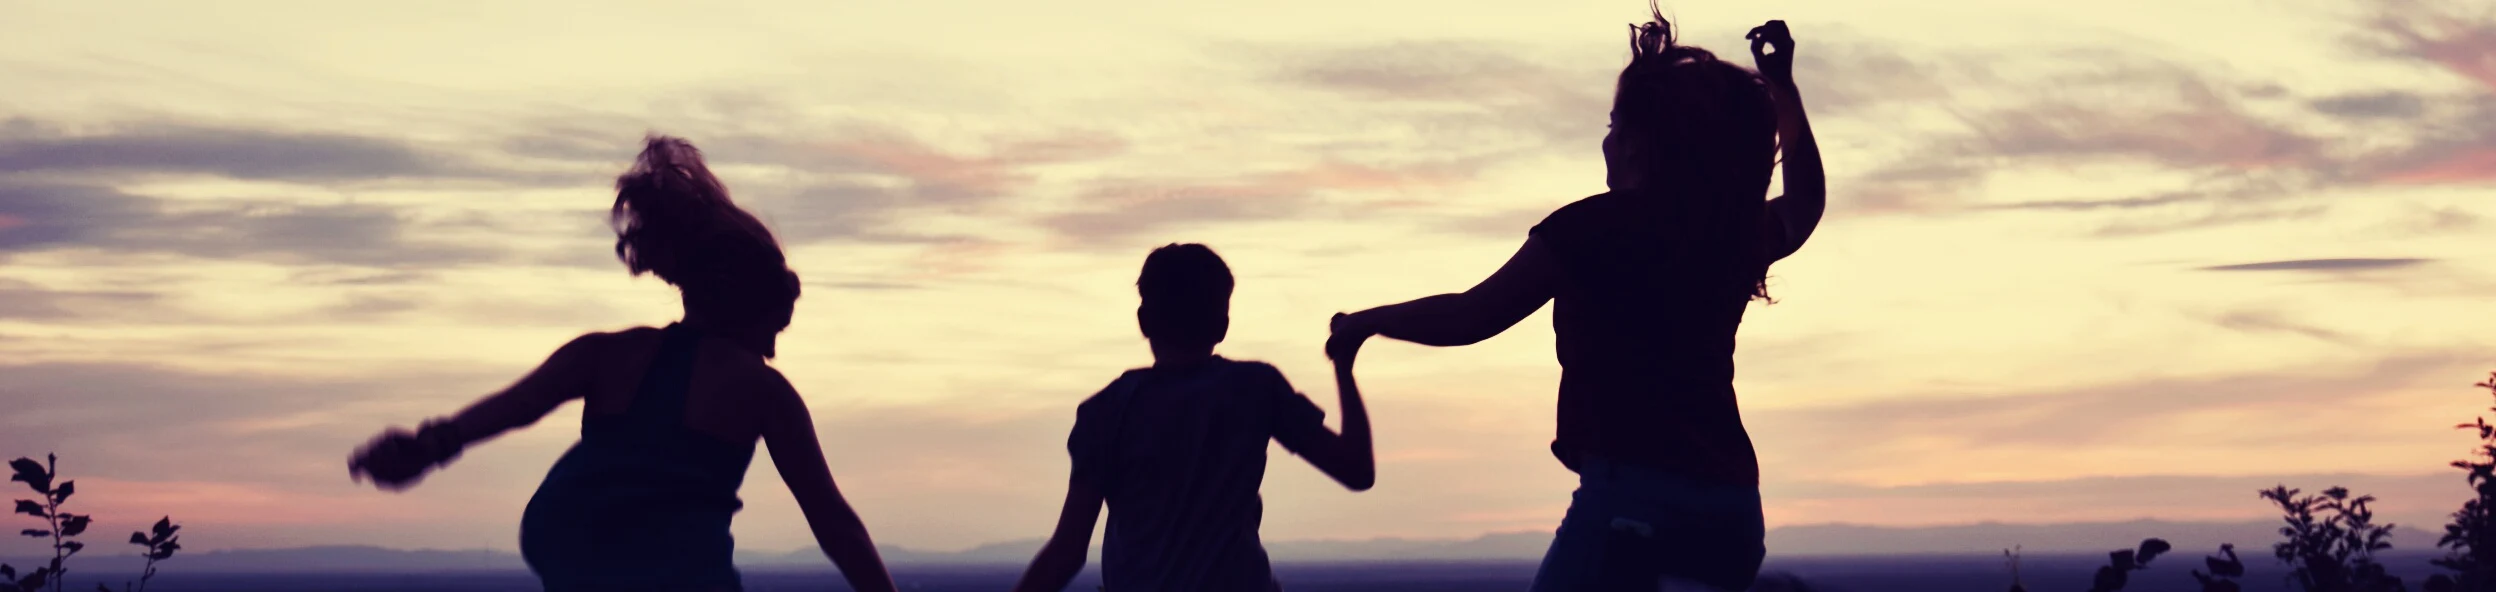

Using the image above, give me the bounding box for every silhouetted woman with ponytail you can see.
[1329,16,1824,592]
[347,136,899,592]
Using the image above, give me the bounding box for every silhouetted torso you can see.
[1068,357,1330,592]
[521,323,757,591]
[1532,190,1758,487]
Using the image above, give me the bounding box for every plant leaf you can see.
[127,532,147,546]
[19,530,47,538]
[6,458,49,495]
[59,541,81,556]
[2138,538,2173,565]
[58,515,88,537]
[11,501,42,518]
[48,481,70,505]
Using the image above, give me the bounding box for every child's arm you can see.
[759,374,899,592]
[1012,480,1105,592]
[1335,237,1560,349]
[349,332,606,489]
[1751,20,1824,263]
[1282,335,1377,491]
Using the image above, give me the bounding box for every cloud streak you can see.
[0,180,506,268]
[2197,258,2433,272]
[0,121,551,185]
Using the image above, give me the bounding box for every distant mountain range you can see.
[3,519,2444,573]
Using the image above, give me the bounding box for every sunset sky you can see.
[3,0,2495,557]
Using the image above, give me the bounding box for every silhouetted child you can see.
[1013,243,1375,592]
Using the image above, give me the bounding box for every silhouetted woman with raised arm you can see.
[1330,17,1823,592]
[346,136,899,592]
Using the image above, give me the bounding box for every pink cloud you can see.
[0,214,23,231]
[60,478,450,528]
[2377,4,2496,93]
[2384,149,2496,184]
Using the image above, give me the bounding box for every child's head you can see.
[1135,243,1233,352]
[610,135,803,355]
[1602,13,1779,196]
[1600,11,1779,301]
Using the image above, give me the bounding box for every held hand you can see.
[1747,20,1795,84]
[348,427,437,491]
[1327,313,1370,365]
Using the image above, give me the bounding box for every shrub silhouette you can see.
[2263,485,2406,592]
[2087,538,2172,592]
[114,517,179,592]
[5,455,91,592]
[2192,543,2248,592]
[2431,372,2496,592]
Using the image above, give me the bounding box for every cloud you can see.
[639,124,1127,245]
[2310,91,2430,119]
[2348,2,2496,184]
[0,180,505,267]
[2197,258,2432,272]
[1263,41,1608,147]
[2205,309,2352,344]
[0,360,508,485]
[1959,61,2322,169]
[1039,160,1477,244]
[0,278,162,321]
[0,120,548,184]
[2090,204,2328,237]
[2365,0,2496,92]
[1750,351,2476,455]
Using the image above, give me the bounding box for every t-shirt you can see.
[1530,190,1761,487]
[1067,356,1330,592]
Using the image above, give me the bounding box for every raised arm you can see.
[1751,20,1824,262]
[1011,479,1104,592]
[349,332,607,490]
[760,374,898,592]
[1337,236,1561,348]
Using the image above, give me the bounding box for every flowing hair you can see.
[1614,8,1779,301]
[610,135,800,329]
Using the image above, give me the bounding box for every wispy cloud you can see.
[2197,258,2433,272]
[2309,90,2430,119]
[0,180,506,267]
[2205,308,2353,344]
[0,278,161,322]
[0,120,549,184]
[1752,351,2474,453]
[1040,160,1478,244]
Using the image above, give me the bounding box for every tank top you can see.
[520,323,758,591]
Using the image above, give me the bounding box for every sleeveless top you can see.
[1531,191,1760,487]
[520,324,758,591]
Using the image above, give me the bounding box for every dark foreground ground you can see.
[109,553,2454,591]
